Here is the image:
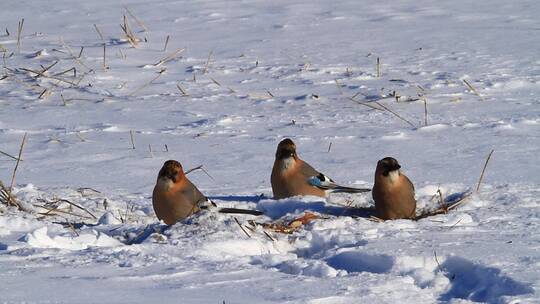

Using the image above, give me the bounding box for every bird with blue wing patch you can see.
[271,138,371,199]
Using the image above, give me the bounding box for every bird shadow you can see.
[209,194,268,203]
[439,256,534,302]
[257,197,376,220]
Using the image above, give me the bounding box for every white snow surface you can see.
[1,0,539,303]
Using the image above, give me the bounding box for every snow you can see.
[1,0,540,303]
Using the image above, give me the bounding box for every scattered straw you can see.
[120,15,139,48]
[476,149,494,192]
[185,164,215,181]
[130,130,135,149]
[4,133,27,210]
[373,100,417,128]
[423,98,428,126]
[463,79,485,101]
[129,70,164,96]
[93,24,104,41]
[0,149,20,161]
[202,50,213,74]
[163,35,170,52]
[16,18,24,52]
[234,217,251,238]
[176,83,189,96]
[125,7,149,32]
[376,57,380,77]
[153,48,185,66]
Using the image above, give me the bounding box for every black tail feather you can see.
[218,207,264,216]
[329,186,371,193]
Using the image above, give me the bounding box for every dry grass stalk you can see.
[153,48,185,66]
[102,43,108,70]
[437,189,448,214]
[40,61,59,75]
[16,18,24,52]
[476,149,494,192]
[93,24,105,41]
[59,38,94,72]
[38,88,51,99]
[20,67,77,86]
[327,142,332,153]
[148,144,154,158]
[5,133,27,208]
[120,15,139,48]
[129,71,164,96]
[368,216,384,222]
[3,70,43,93]
[125,7,149,32]
[265,89,274,98]
[67,221,80,236]
[185,164,215,181]
[423,98,428,126]
[163,35,170,52]
[5,28,9,36]
[75,132,86,142]
[60,93,67,106]
[176,83,189,96]
[263,230,276,242]
[373,101,417,128]
[234,217,251,238]
[34,203,95,220]
[202,50,213,74]
[130,130,135,149]
[417,150,494,218]
[210,77,221,87]
[434,251,442,273]
[463,79,485,101]
[1,181,24,210]
[53,67,76,78]
[348,96,385,111]
[0,150,20,161]
[376,57,380,77]
[77,47,84,58]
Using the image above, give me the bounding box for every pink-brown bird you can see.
[372,157,416,220]
[271,138,370,199]
[153,160,262,225]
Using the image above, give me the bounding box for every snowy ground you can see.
[1,0,539,303]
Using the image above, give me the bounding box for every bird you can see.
[271,138,371,199]
[372,157,416,220]
[153,160,263,225]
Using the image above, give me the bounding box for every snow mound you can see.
[439,256,534,302]
[22,227,122,250]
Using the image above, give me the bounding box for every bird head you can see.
[275,138,298,160]
[377,157,401,176]
[158,160,184,183]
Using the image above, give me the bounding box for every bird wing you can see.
[298,159,325,179]
[308,174,371,193]
[403,174,415,193]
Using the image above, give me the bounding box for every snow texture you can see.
[1,0,539,303]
